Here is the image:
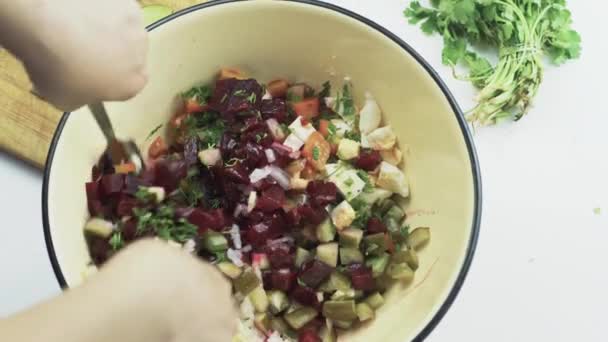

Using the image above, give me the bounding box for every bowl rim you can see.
[42,0,482,340]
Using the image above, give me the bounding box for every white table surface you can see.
[1,1,606,341]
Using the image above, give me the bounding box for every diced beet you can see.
[299,260,333,288]
[95,152,115,177]
[209,78,263,114]
[183,137,199,167]
[271,141,294,157]
[271,268,297,292]
[306,181,338,206]
[265,242,294,269]
[86,234,111,265]
[85,181,100,202]
[262,270,273,290]
[285,207,302,226]
[366,217,387,234]
[346,263,375,291]
[245,209,266,224]
[116,196,137,217]
[224,164,250,184]
[154,157,188,193]
[88,200,110,218]
[235,142,267,169]
[260,98,288,123]
[183,208,227,233]
[121,218,138,241]
[291,285,320,309]
[355,149,382,171]
[252,178,277,191]
[298,204,326,225]
[100,174,125,196]
[220,133,239,159]
[256,185,286,213]
[123,174,145,195]
[246,221,273,247]
[299,328,321,342]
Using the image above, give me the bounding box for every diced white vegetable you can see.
[324,97,336,108]
[234,204,247,218]
[84,218,114,238]
[289,117,316,142]
[360,134,371,148]
[283,133,304,152]
[247,191,257,213]
[230,224,243,250]
[366,126,397,150]
[264,148,276,163]
[290,177,309,190]
[266,118,285,141]
[268,165,291,189]
[262,89,272,100]
[198,148,222,166]
[380,147,403,165]
[359,92,382,134]
[326,164,365,200]
[337,138,360,161]
[376,161,409,197]
[249,166,271,184]
[227,248,244,267]
[358,188,393,204]
[329,119,351,138]
[147,186,166,203]
[331,200,356,230]
[183,239,197,253]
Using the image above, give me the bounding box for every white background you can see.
[0,1,606,341]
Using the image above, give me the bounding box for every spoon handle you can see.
[88,102,116,143]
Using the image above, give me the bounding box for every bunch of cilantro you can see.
[405,0,581,125]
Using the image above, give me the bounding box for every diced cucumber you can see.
[407,227,431,250]
[331,289,357,301]
[270,317,293,336]
[333,319,355,329]
[358,188,392,205]
[216,262,242,279]
[233,269,260,295]
[316,218,336,243]
[392,249,419,270]
[295,247,313,268]
[248,285,269,313]
[339,247,364,265]
[364,233,388,256]
[366,253,390,278]
[284,307,319,330]
[319,325,337,342]
[354,290,364,300]
[386,263,415,281]
[374,274,394,292]
[339,228,364,248]
[319,271,352,293]
[385,205,405,221]
[316,243,339,267]
[377,199,397,216]
[322,300,358,321]
[384,217,401,234]
[268,290,290,314]
[254,312,271,335]
[201,232,228,253]
[364,292,385,309]
[84,218,114,238]
[286,301,303,314]
[356,302,375,321]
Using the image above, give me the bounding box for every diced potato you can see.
[337,139,360,161]
[376,162,409,197]
[360,134,371,148]
[283,133,305,152]
[329,168,365,201]
[147,186,166,203]
[290,177,310,190]
[380,147,403,165]
[198,148,222,166]
[289,117,316,142]
[358,93,382,134]
[331,200,356,230]
[219,67,246,80]
[84,218,114,238]
[366,126,397,150]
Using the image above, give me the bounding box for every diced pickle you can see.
[385,205,405,221]
[333,319,355,329]
[384,217,401,234]
[284,307,319,330]
[323,300,358,321]
[377,199,396,216]
[407,227,430,250]
[366,253,390,278]
[374,274,394,292]
[339,247,364,265]
[364,233,388,252]
[339,228,364,248]
[364,292,385,309]
[386,263,415,281]
[233,269,260,295]
[268,290,290,314]
[316,243,339,267]
[201,232,228,253]
[295,247,313,268]
[270,317,293,336]
[356,302,375,321]
[331,289,357,301]
[392,249,419,270]
[320,325,337,342]
[317,218,336,243]
[216,262,242,279]
[248,285,269,313]
[319,271,352,293]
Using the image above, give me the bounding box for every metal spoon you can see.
[88,102,145,173]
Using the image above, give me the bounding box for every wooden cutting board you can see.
[0,0,206,169]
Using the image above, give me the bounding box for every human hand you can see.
[3,0,148,111]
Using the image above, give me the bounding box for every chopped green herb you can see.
[286,92,303,102]
[135,187,156,204]
[221,93,228,103]
[335,82,356,121]
[183,111,225,147]
[225,158,244,167]
[183,85,212,105]
[318,81,332,98]
[255,132,267,143]
[312,146,320,161]
[344,130,361,142]
[356,170,373,192]
[208,198,222,209]
[145,124,163,141]
[233,89,246,96]
[133,205,198,243]
[109,231,123,251]
[247,92,257,103]
[179,178,204,207]
[213,251,228,263]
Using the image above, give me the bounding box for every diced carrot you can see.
[148,136,168,159]
[302,132,330,171]
[219,67,246,80]
[301,162,316,179]
[267,79,289,98]
[292,98,320,120]
[318,119,330,138]
[185,98,204,113]
[114,161,136,174]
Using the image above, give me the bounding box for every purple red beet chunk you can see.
[85,181,100,202]
[123,174,147,195]
[121,218,138,241]
[285,207,302,226]
[209,78,263,114]
[297,204,326,225]
[265,242,294,269]
[262,270,273,290]
[355,149,382,171]
[260,98,288,123]
[235,142,267,169]
[154,158,188,193]
[245,221,273,247]
[223,164,250,184]
[299,318,324,335]
[346,263,375,291]
[299,260,333,288]
[88,200,110,218]
[183,137,199,167]
[366,217,387,234]
[116,196,137,217]
[256,185,286,213]
[271,268,297,292]
[306,181,338,206]
[291,285,320,309]
[183,208,227,233]
[298,330,321,342]
[100,174,125,196]
[86,234,111,265]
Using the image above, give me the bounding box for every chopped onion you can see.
[324,97,336,108]
[264,148,276,163]
[233,204,247,218]
[267,236,294,246]
[227,248,244,267]
[266,118,285,141]
[230,224,242,250]
[247,191,257,213]
[182,239,196,253]
[268,165,291,189]
[289,150,301,159]
[249,166,271,184]
[241,245,252,253]
[271,141,293,156]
